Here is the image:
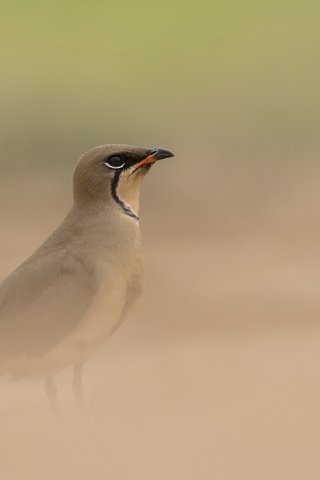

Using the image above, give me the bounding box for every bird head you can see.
[73,144,174,218]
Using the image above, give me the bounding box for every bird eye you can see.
[104,156,125,169]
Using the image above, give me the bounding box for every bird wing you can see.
[0,249,104,358]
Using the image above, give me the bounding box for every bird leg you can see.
[44,375,58,413]
[72,363,84,406]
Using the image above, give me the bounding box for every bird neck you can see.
[73,173,143,222]
[73,172,111,206]
[111,171,142,221]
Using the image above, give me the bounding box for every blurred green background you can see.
[1,5,320,479]
[1,0,319,171]
[0,1,319,319]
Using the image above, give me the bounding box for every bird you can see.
[0,144,174,409]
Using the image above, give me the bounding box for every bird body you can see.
[0,203,142,376]
[0,144,173,403]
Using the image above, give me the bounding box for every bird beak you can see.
[133,148,174,171]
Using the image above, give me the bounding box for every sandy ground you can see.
[0,167,320,479]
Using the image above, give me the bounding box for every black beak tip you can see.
[150,148,175,160]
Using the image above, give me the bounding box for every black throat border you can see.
[111,171,139,221]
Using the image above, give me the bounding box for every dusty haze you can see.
[1,1,320,478]
[1,162,320,479]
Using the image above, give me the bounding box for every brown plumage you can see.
[0,144,174,408]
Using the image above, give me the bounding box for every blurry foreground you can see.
[0,163,319,479]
